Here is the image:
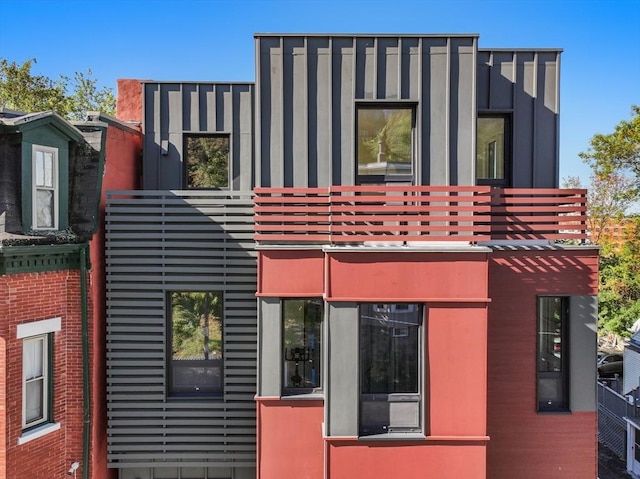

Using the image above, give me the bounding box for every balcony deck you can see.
[254,186,588,245]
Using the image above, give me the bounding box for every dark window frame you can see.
[281,298,323,396]
[167,291,224,398]
[355,103,417,185]
[537,296,569,413]
[476,113,512,188]
[359,303,423,435]
[183,134,231,190]
[22,333,54,431]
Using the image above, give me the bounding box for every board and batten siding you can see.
[255,34,479,188]
[477,49,561,188]
[105,190,257,475]
[142,82,255,191]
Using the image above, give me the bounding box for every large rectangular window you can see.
[32,145,58,230]
[357,107,414,184]
[282,299,323,394]
[360,303,422,435]
[169,291,223,396]
[476,115,509,187]
[537,296,569,412]
[184,135,230,188]
[22,334,51,429]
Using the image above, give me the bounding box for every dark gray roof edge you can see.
[0,111,85,141]
[479,48,563,53]
[74,112,141,135]
[139,80,255,86]
[254,33,480,38]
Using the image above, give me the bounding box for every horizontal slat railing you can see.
[254,186,587,244]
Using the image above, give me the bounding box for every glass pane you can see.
[283,299,322,390]
[43,151,53,187]
[360,304,421,394]
[538,297,564,372]
[25,378,44,424]
[185,136,229,188]
[357,109,412,178]
[36,189,54,228]
[477,117,505,179]
[170,292,223,394]
[35,150,45,186]
[24,337,44,379]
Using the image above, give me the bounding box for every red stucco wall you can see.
[0,270,89,479]
[88,122,141,479]
[486,249,599,479]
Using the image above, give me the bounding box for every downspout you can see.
[80,245,91,479]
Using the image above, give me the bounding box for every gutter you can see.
[80,245,91,479]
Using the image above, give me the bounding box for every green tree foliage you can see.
[0,58,115,120]
[185,136,230,188]
[598,218,640,336]
[579,105,640,198]
[171,292,223,360]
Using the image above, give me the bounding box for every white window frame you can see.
[31,144,59,230]
[17,317,61,444]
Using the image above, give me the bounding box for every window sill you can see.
[280,393,324,401]
[358,432,425,442]
[18,422,60,445]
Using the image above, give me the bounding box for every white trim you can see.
[17,422,60,445]
[31,144,59,230]
[17,317,62,338]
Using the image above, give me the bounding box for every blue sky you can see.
[1,0,639,184]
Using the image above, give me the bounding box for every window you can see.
[360,303,422,435]
[23,335,51,429]
[169,291,223,396]
[282,299,322,394]
[184,135,230,188]
[17,317,60,439]
[32,145,58,229]
[357,107,414,184]
[476,115,509,186]
[537,296,569,412]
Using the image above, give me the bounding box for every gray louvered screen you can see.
[106,190,257,469]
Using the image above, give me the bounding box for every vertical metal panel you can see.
[257,298,281,397]
[479,49,561,188]
[569,295,597,412]
[106,191,257,470]
[142,82,255,190]
[256,34,479,189]
[326,302,359,437]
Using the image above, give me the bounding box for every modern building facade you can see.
[106,34,598,479]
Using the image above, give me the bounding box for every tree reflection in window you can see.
[184,135,229,188]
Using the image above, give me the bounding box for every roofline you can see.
[254,32,480,38]
[479,48,563,53]
[75,112,141,135]
[2,111,85,142]
[139,80,255,86]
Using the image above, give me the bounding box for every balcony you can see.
[254,186,587,246]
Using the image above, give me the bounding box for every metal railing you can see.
[254,186,587,244]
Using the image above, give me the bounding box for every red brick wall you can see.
[486,249,598,479]
[0,269,90,479]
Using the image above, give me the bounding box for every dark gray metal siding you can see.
[255,34,479,188]
[142,83,255,191]
[105,191,257,469]
[477,50,561,187]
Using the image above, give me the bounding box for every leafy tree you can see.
[579,105,640,198]
[185,136,230,188]
[0,58,115,120]
[598,217,640,336]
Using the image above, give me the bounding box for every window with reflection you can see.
[360,303,422,435]
[169,291,223,396]
[184,135,230,188]
[283,299,322,393]
[357,107,414,183]
[477,115,509,186]
[537,296,568,412]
